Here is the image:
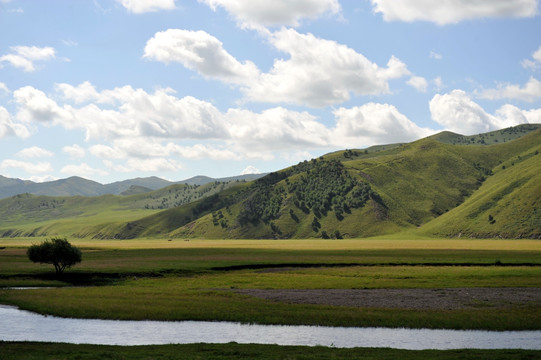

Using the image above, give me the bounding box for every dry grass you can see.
[1,237,540,251]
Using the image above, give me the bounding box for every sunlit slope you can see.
[0,181,241,237]
[99,127,541,240]
[419,134,541,238]
[2,125,539,240]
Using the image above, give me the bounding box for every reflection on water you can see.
[1,305,540,349]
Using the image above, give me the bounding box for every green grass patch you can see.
[1,264,539,330]
[1,241,539,330]
[1,342,539,360]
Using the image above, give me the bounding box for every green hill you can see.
[0,181,244,238]
[1,124,539,240]
[89,125,541,240]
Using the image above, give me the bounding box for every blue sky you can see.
[1,0,540,184]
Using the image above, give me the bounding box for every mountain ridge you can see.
[0,173,267,200]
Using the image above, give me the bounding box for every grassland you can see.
[0,238,539,329]
[0,237,539,358]
[1,342,539,360]
[4,342,541,360]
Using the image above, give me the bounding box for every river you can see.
[1,305,540,349]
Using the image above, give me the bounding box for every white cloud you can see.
[29,175,57,183]
[433,77,445,91]
[143,29,259,85]
[522,45,541,69]
[11,46,55,60]
[0,46,55,72]
[16,146,54,158]
[0,159,53,174]
[0,106,30,139]
[240,165,260,175]
[117,0,176,13]
[61,163,108,178]
[62,39,78,47]
[407,76,428,92]
[0,82,9,94]
[199,0,340,29]
[371,0,538,25]
[478,77,541,102]
[104,158,182,173]
[226,107,331,152]
[333,103,434,147]
[63,144,86,159]
[16,84,226,141]
[429,90,536,134]
[430,51,443,60]
[245,29,410,107]
[55,81,100,104]
[145,28,412,107]
[14,86,72,123]
[494,104,541,124]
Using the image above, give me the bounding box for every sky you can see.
[0,0,540,184]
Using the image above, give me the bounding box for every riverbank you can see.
[1,342,540,360]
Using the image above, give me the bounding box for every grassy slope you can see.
[419,133,541,238]
[0,181,243,238]
[109,127,541,240]
[1,125,539,240]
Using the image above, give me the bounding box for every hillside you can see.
[0,180,246,238]
[88,125,541,240]
[1,124,539,240]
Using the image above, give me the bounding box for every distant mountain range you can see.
[0,173,266,200]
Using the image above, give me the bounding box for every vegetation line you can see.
[212,261,541,271]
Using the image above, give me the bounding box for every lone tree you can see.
[27,237,82,275]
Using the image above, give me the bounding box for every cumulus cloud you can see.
[522,45,541,69]
[245,29,410,107]
[0,82,9,94]
[240,165,260,175]
[117,0,176,13]
[55,81,101,104]
[16,146,54,158]
[226,106,331,152]
[104,158,182,173]
[0,106,30,138]
[60,163,109,178]
[63,144,86,159]
[21,84,226,141]
[0,159,53,174]
[19,82,538,179]
[371,0,538,25]
[478,77,541,102]
[0,46,56,72]
[143,29,259,85]
[145,28,412,107]
[407,76,428,92]
[199,0,340,29]
[13,86,73,123]
[429,90,537,134]
[333,103,434,147]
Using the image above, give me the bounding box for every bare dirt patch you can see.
[233,288,541,310]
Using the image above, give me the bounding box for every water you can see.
[1,305,540,349]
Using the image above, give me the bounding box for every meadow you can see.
[0,237,540,358]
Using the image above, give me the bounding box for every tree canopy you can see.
[27,238,82,275]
